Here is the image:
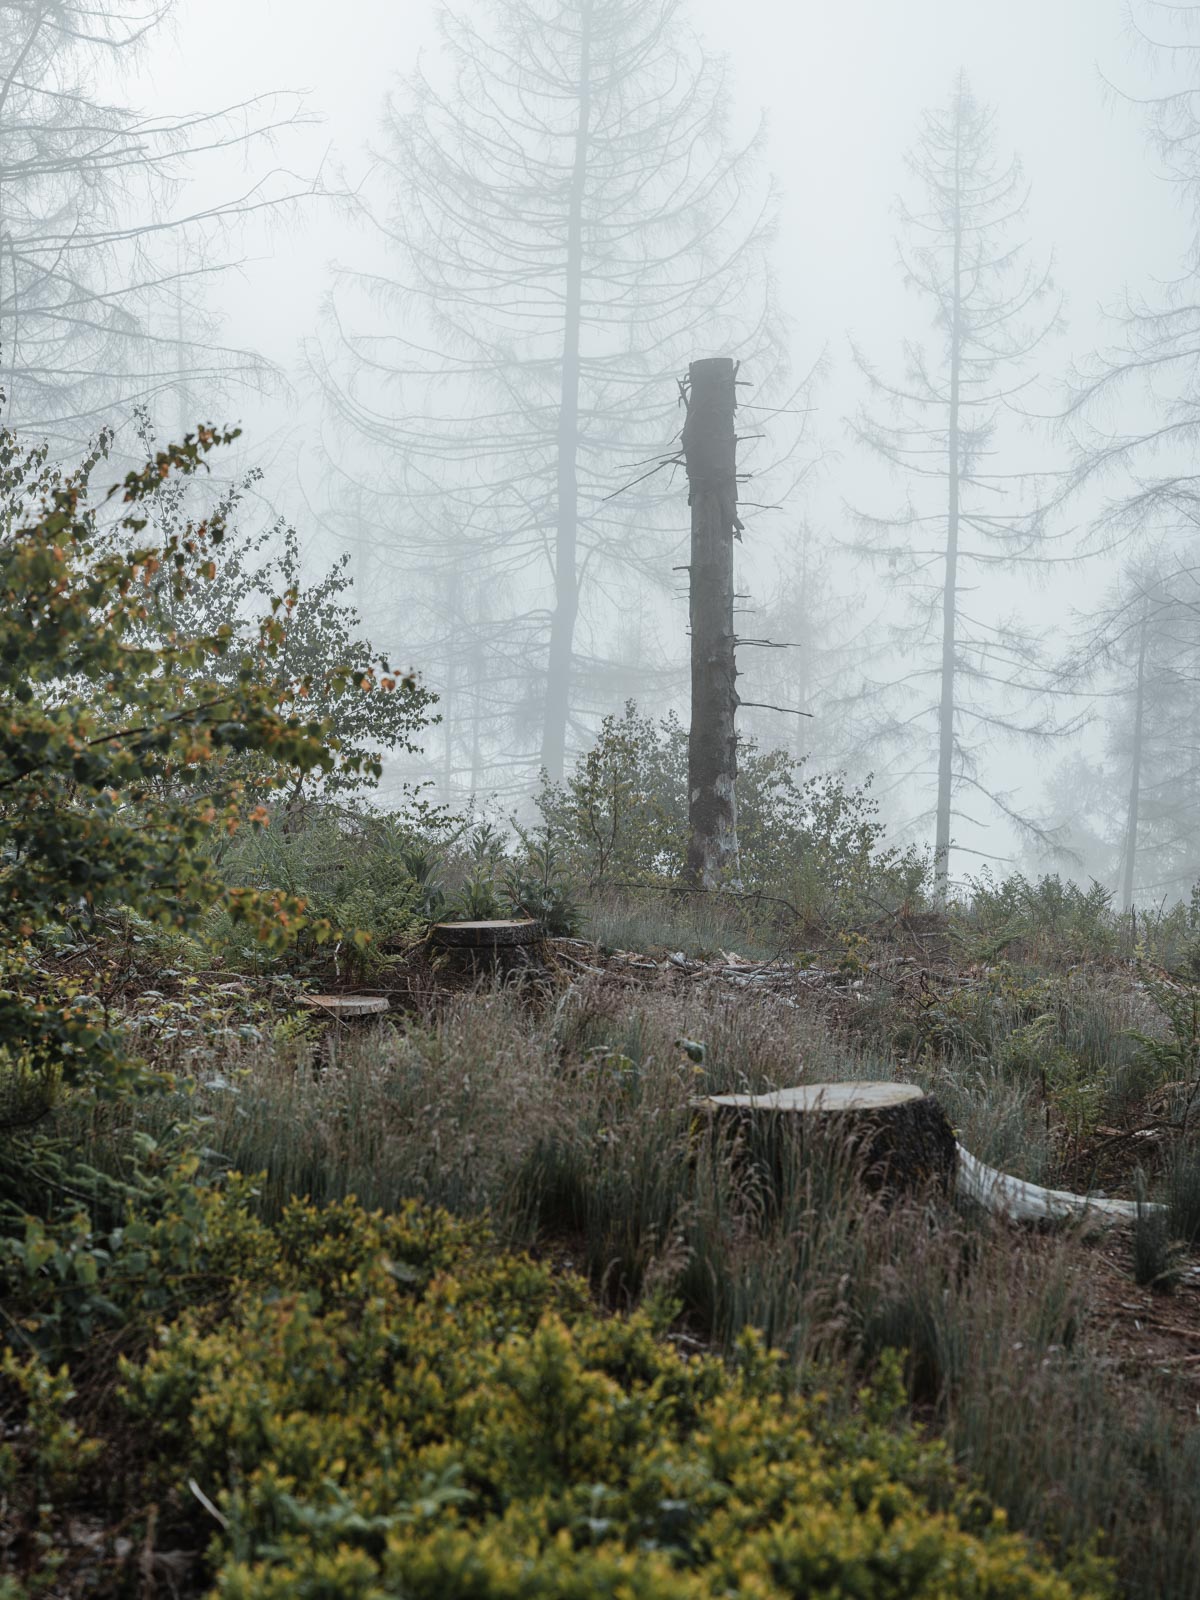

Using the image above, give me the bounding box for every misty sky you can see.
[116,0,1198,873]
[139,0,1183,404]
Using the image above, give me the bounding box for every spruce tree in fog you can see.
[313,0,779,790]
[0,0,311,449]
[848,73,1061,898]
[1062,550,1200,907]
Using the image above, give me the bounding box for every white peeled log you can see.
[955,1144,1164,1225]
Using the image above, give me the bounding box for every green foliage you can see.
[895,964,1058,1067]
[127,425,436,811]
[25,1188,1090,1600]
[214,807,443,975]
[1131,1177,1184,1293]
[0,1149,275,1365]
[0,1351,103,1592]
[432,819,583,935]
[958,873,1118,964]
[0,417,430,1097]
[1130,962,1200,1134]
[448,820,509,920]
[503,823,583,935]
[536,702,926,923]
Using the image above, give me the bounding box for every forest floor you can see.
[14,905,1200,1596]
[320,922,1200,1414]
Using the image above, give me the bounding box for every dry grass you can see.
[58,960,1200,1597]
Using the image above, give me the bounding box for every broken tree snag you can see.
[694,1082,959,1197]
[682,355,741,889]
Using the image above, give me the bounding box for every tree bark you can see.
[683,355,740,888]
[540,0,593,783]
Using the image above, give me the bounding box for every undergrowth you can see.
[10,969,1199,1598]
[1,1175,1111,1599]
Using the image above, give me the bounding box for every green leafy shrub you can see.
[0,421,419,1098]
[957,873,1118,965]
[125,418,437,816]
[0,417,434,1096]
[0,1352,103,1592]
[104,1192,1102,1599]
[0,1153,279,1364]
[536,702,927,924]
[502,822,583,935]
[213,806,442,975]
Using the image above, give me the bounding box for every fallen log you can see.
[954,1145,1163,1224]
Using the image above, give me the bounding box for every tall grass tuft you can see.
[1165,1139,1200,1246]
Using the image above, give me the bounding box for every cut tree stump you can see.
[297,994,390,1070]
[429,919,543,949]
[298,994,390,1021]
[429,918,546,978]
[693,1081,958,1196]
[694,1080,1163,1227]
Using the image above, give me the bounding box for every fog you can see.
[7,0,1200,900]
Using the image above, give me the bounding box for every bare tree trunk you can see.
[540,0,592,782]
[683,355,740,888]
[1121,609,1149,913]
[934,119,965,904]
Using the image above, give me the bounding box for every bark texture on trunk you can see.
[683,355,740,888]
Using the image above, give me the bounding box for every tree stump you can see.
[429,918,545,977]
[297,993,391,1069]
[692,1081,958,1198]
[298,994,391,1021]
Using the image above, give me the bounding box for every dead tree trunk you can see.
[683,356,741,888]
